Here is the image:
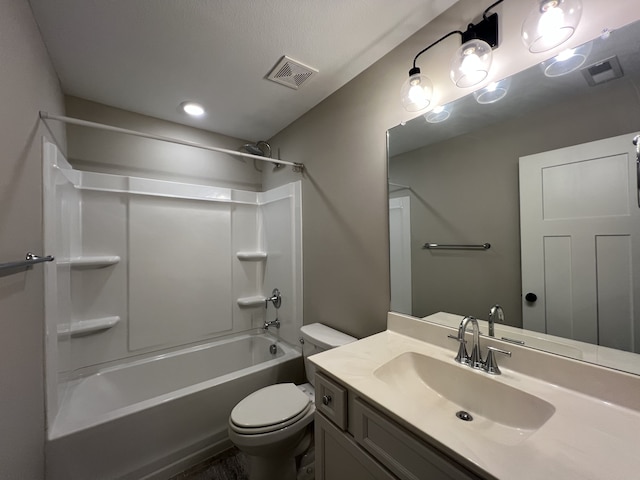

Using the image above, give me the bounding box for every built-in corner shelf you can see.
[57,315,120,338]
[236,251,267,261]
[59,255,121,269]
[237,296,266,308]
[71,256,121,268]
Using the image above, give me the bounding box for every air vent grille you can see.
[581,55,624,86]
[267,56,318,90]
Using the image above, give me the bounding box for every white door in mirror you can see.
[519,133,640,353]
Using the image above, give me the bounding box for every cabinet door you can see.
[316,413,397,480]
[352,398,481,480]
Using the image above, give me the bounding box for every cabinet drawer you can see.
[352,397,480,480]
[315,373,348,430]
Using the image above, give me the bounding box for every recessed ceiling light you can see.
[181,102,205,117]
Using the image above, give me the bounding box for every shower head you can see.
[241,141,272,158]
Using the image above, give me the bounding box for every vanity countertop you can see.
[309,313,640,480]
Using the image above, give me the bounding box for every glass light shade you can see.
[450,39,493,88]
[541,40,592,77]
[522,0,583,53]
[473,77,512,104]
[424,105,451,123]
[400,71,433,112]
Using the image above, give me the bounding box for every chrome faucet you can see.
[263,318,280,330]
[448,315,511,374]
[264,288,282,331]
[448,316,483,368]
[460,316,483,368]
[488,304,504,337]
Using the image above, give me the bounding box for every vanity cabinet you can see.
[315,372,484,480]
[316,413,396,480]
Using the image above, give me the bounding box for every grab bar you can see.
[423,243,490,250]
[0,252,54,272]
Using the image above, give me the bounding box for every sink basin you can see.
[374,352,555,433]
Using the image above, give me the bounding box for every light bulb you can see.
[450,39,492,88]
[555,48,576,61]
[538,4,566,43]
[425,105,451,123]
[400,70,433,112]
[522,0,582,53]
[541,40,592,77]
[473,77,511,104]
[409,82,427,105]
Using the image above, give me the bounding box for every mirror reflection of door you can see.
[389,196,412,315]
[519,133,640,352]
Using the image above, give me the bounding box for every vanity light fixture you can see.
[400,69,434,112]
[180,101,205,117]
[473,77,511,104]
[541,40,592,77]
[450,38,494,88]
[521,0,583,53]
[424,105,451,123]
[401,0,503,112]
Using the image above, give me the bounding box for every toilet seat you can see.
[230,383,312,435]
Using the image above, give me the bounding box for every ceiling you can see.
[28,0,459,142]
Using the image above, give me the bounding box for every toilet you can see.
[228,323,356,480]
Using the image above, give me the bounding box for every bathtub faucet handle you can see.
[265,288,282,309]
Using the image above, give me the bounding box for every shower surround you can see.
[42,140,303,478]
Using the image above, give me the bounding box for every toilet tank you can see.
[300,323,356,386]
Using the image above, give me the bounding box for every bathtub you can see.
[46,331,303,480]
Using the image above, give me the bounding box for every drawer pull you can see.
[322,395,332,406]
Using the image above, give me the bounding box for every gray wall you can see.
[65,96,261,189]
[263,0,640,339]
[390,81,640,326]
[0,0,65,476]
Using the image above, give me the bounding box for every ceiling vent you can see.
[581,56,624,86]
[267,56,318,90]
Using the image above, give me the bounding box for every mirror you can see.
[387,18,640,375]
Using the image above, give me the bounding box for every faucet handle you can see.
[483,346,512,375]
[447,334,470,365]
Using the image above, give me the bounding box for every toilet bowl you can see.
[228,323,356,480]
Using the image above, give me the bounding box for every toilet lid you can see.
[230,383,311,429]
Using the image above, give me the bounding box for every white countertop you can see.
[309,313,640,479]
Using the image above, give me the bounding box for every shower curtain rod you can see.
[39,112,305,172]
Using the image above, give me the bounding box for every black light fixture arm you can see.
[483,0,504,20]
[410,30,463,74]
[409,0,504,76]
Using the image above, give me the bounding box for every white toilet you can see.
[228,323,356,480]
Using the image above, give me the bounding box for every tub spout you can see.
[263,319,280,330]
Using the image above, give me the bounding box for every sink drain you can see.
[456,411,473,422]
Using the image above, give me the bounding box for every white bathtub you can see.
[46,331,303,480]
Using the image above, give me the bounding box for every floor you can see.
[170,448,249,480]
